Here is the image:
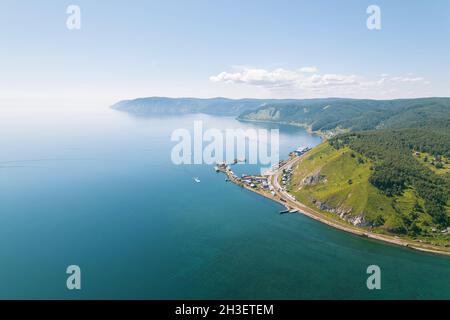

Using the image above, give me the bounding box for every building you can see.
[294,146,311,156]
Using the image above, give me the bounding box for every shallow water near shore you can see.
[0,105,449,299]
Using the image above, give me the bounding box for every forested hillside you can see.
[112,97,300,116]
[329,129,449,235]
[238,97,450,134]
[290,141,449,244]
[282,98,450,242]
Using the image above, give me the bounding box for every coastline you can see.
[236,118,348,139]
[221,154,450,257]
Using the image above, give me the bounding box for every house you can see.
[294,146,311,156]
[254,176,268,183]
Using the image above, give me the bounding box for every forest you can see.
[329,127,450,231]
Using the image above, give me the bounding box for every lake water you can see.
[0,105,449,299]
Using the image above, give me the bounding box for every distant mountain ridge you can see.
[112,97,450,135]
[238,97,450,133]
[112,97,303,117]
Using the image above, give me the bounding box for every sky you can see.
[1,0,450,107]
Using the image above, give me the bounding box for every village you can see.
[215,146,311,214]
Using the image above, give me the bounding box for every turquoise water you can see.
[0,106,449,300]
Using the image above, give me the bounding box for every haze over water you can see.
[0,105,449,299]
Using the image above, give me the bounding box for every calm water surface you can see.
[0,106,449,299]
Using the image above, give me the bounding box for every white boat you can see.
[194,177,201,183]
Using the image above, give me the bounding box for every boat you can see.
[214,166,220,172]
[193,177,201,183]
[289,209,299,213]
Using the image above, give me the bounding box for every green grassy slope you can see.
[289,142,449,245]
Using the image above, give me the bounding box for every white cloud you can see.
[390,76,424,82]
[300,66,318,73]
[210,67,360,90]
[210,68,298,87]
[209,67,430,98]
[302,74,359,88]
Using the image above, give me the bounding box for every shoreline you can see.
[220,154,450,257]
[236,118,345,139]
